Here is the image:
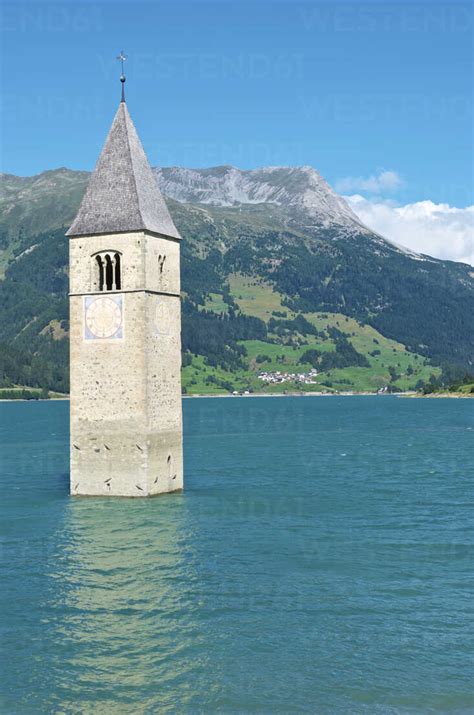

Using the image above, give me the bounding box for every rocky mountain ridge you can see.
[153,164,368,230]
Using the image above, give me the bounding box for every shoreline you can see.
[0,391,396,402]
[2,391,472,403]
[398,392,473,399]
[183,391,398,399]
[0,396,70,403]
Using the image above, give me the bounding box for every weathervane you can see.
[117,51,127,103]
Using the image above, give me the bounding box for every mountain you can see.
[0,165,472,395]
[154,165,363,229]
[0,168,89,237]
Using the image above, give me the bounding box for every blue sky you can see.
[1,0,473,207]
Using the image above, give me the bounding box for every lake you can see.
[0,396,473,713]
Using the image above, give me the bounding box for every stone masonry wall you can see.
[69,229,183,496]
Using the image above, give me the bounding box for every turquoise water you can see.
[0,396,473,714]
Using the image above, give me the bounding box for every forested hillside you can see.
[0,167,472,395]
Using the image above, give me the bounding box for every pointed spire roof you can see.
[67,103,181,239]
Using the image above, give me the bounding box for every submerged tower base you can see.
[70,429,183,497]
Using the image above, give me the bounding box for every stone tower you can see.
[67,95,183,497]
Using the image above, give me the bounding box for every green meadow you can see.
[181,275,440,395]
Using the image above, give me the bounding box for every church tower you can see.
[67,75,183,497]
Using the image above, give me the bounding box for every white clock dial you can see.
[85,296,123,339]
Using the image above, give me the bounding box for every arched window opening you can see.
[93,251,122,292]
[96,255,104,291]
[114,253,121,290]
[105,254,114,291]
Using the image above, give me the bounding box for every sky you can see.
[0,0,473,262]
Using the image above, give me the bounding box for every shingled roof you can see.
[66,102,181,239]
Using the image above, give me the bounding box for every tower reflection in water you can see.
[42,495,209,713]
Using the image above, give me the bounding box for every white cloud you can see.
[336,170,403,194]
[346,195,474,266]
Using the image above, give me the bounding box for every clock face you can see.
[84,295,123,340]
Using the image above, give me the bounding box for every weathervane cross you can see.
[116,51,127,102]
